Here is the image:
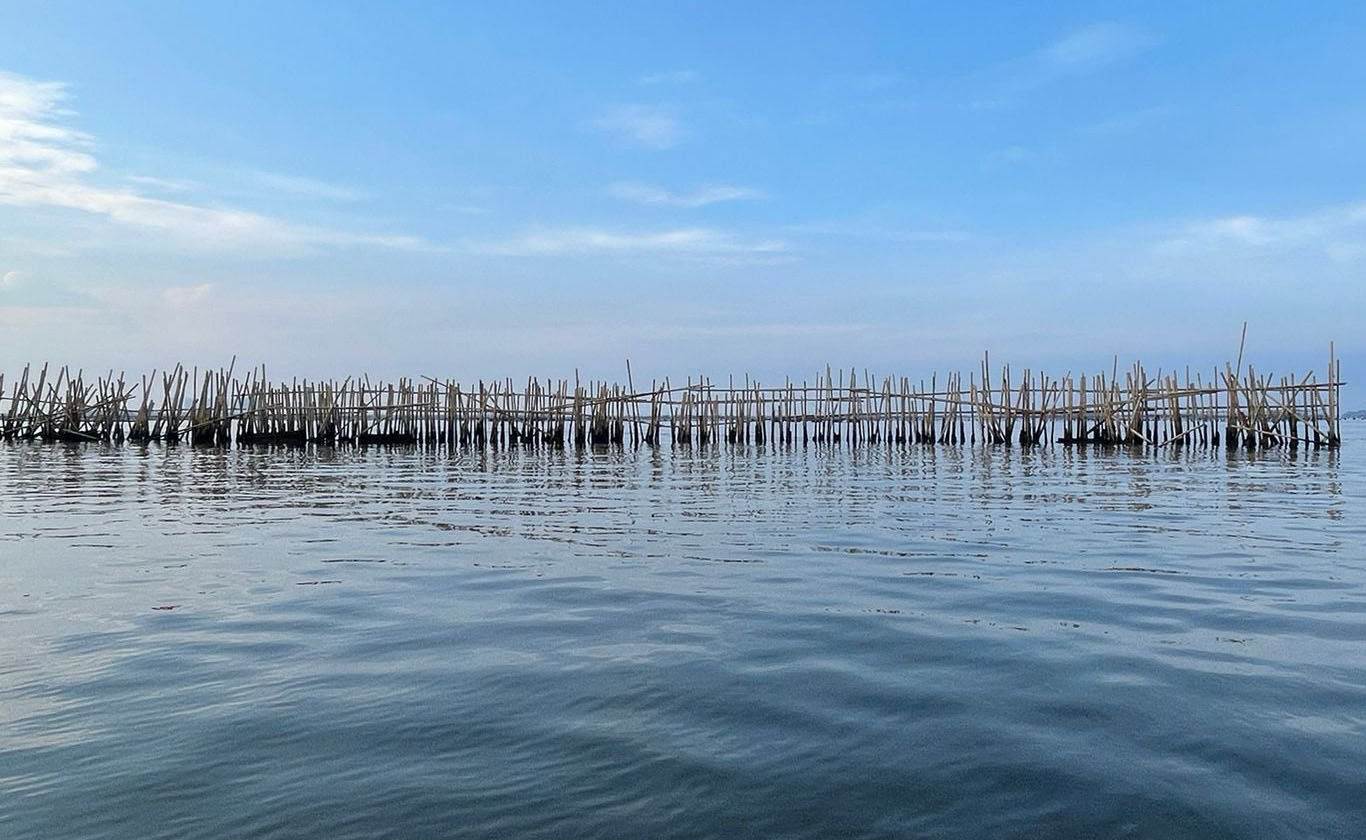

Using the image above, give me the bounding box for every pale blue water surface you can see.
[2,430,1363,839]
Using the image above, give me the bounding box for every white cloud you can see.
[1,270,20,288]
[638,70,699,86]
[0,72,95,175]
[591,105,682,149]
[0,70,423,253]
[607,181,763,208]
[480,226,787,258]
[1159,202,1366,260]
[162,282,215,308]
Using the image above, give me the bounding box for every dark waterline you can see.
[2,433,1363,839]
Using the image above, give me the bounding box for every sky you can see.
[1,2,1362,402]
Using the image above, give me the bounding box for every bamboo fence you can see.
[0,351,1345,451]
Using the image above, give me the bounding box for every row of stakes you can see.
[0,353,1344,451]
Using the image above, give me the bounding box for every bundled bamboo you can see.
[0,351,1345,451]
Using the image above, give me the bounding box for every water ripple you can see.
[1,433,1363,838]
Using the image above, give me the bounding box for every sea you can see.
[2,428,1362,839]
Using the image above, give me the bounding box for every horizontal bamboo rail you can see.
[0,351,1345,451]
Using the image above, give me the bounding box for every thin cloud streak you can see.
[968,21,1158,109]
[607,181,764,208]
[786,219,973,244]
[822,72,905,93]
[638,70,699,86]
[124,174,198,193]
[1041,22,1156,70]
[590,105,683,149]
[477,226,787,258]
[1082,106,1173,135]
[620,321,872,340]
[245,170,369,202]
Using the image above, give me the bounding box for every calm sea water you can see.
[2,430,1363,839]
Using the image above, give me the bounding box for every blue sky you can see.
[1,2,1362,400]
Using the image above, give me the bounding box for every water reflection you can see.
[0,433,1362,839]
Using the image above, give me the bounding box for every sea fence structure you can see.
[0,351,1345,452]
